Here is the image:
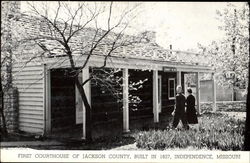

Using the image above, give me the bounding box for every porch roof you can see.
[44,53,214,73]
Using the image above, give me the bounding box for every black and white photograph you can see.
[0,1,249,163]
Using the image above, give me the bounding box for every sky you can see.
[135,2,244,51]
[21,1,245,51]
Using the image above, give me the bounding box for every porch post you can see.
[44,64,51,135]
[123,68,129,132]
[177,71,181,86]
[196,72,200,115]
[82,66,90,140]
[212,73,217,112]
[153,70,159,123]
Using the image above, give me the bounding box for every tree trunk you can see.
[0,49,8,136]
[0,88,8,136]
[65,49,92,142]
[75,77,92,142]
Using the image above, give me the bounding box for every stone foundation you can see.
[201,101,246,113]
[2,87,19,133]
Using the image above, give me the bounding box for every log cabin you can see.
[1,1,216,139]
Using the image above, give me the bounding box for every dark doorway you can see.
[129,69,153,118]
[50,69,76,132]
[90,67,123,123]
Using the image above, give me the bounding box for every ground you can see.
[0,111,246,150]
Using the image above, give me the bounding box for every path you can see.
[0,140,63,148]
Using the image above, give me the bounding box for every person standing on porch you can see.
[172,85,189,130]
[186,87,199,130]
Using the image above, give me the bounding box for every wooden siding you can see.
[90,67,123,123]
[129,70,153,117]
[159,72,177,114]
[12,64,44,134]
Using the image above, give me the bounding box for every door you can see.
[158,75,162,113]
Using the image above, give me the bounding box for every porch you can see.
[43,53,216,140]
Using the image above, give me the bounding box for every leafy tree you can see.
[198,2,249,100]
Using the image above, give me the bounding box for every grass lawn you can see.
[134,112,246,151]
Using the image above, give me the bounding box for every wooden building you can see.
[2,2,216,139]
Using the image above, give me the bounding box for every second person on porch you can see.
[186,87,199,129]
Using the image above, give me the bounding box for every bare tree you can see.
[1,1,20,135]
[13,1,145,142]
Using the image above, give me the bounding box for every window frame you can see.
[168,78,176,100]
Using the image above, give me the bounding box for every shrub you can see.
[135,113,245,150]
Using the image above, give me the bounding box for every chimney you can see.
[139,31,156,43]
[1,1,21,20]
[170,44,172,54]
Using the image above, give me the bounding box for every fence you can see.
[200,80,247,102]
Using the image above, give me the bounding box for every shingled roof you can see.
[8,4,210,67]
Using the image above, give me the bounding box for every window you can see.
[168,78,175,99]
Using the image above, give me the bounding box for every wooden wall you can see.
[90,69,177,121]
[11,64,178,134]
[159,72,177,114]
[90,68,123,122]
[129,70,153,117]
[90,68,155,121]
[12,64,44,134]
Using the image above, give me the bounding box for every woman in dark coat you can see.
[186,88,198,124]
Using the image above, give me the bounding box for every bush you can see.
[135,113,245,150]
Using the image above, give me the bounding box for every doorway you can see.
[50,69,76,132]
